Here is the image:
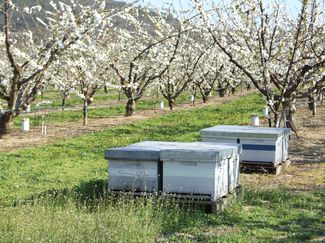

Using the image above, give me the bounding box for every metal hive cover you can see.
[128,141,187,149]
[105,146,160,161]
[159,146,235,162]
[129,141,241,158]
[105,141,241,161]
[201,125,287,139]
[191,142,242,154]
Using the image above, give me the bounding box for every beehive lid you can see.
[196,142,243,154]
[129,141,242,155]
[268,127,291,136]
[105,146,160,161]
[160,146,235,162]
[105,142,241,162]
[201,125,285,139]
[236,126,291,136]
[128,141,186,149]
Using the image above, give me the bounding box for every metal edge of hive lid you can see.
[198,142,243,156]
[104,146,160,161]
[200,126,284,139]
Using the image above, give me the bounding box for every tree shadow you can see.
[74,179,108,204]
[10,179,109,210]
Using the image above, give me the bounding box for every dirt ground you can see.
[289,103,325,164]
[241,162,324,193]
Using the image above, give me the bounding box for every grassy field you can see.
[1,94,324,242]
[14,99,155,127]
[13,91,201,127]
[33,89,195,109]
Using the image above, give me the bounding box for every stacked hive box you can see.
[105,141,241,202]
[129,141,241,195]
[200,125,291,164]
[104,146,161,192]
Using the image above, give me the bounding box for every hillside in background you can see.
[0,0,125,38]
[0,0,178,39]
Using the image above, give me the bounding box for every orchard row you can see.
[0,0,324,134]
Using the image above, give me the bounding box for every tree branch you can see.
[208,27,266,96]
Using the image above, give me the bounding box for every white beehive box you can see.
[160,146,237,201]
[130,141,242,195]
[227,153,241,193]
[201,125,291,164]
[105,141,242,198]
[105,146,161,192]
[270,127,291,160]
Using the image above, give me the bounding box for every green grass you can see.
[1,93,323,242]
[1,90,123,111]
[14,98,164,127]
[0,185,323,242]
[30,89,199,111]
[14,91,201,127]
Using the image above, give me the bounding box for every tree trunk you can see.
[308,95,313,110]
[268,117,272,128]
[274,111,280,128]
[267,109,272,127]
[312,101,316,117]
[218,88,226,97]
[308,95,317,116]
[202,95,209,103]
[125,98,136,117]
[118,91,122,102]
[62,96,66,111]
[231,87,236,95]
[284,102,296,130]
[168,97,176,110]
[318,92,323,104]
[202,91,210,103]
[0,111,13,136]
[83,99,88,126]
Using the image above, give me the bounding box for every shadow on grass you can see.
[74,179,108,203]
[9,179,109,210]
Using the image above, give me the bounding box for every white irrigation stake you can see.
[33,110,37,135]
[251,115,260,127]
[191,95,195,106]
[26,104,31,113]
[21,118,30,131]
[41,113,47,135]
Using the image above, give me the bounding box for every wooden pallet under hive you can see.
[240,159,291,175]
